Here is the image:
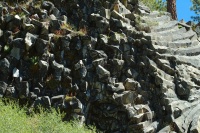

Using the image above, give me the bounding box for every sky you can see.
[176,0,196,22]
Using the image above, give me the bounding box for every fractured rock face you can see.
[1,0,200,132]
[140,5,200,132]
[25,32,38,51]
[0,81,7,97]
[124,78,140,91]
[96,65,110,79]
[0,58,10,75]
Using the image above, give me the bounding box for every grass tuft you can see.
[0,99,95,133]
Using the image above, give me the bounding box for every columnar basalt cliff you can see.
[0,0,200,132]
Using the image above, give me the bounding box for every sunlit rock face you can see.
[1,0,200,132]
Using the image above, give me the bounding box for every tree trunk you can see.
[167,0,177,20]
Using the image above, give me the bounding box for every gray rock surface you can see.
[1,0,200,132]
[0,81,7,97]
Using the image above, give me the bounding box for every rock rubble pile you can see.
[1,0,200,132]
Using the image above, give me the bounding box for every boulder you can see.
[13,67,19,78]
[4,86,17,98]
[0,59,9,73]
[25,32,38,51]
[96,65,110,79]
[107,82,125,93]
[0,81,7,97]
[90,50,108,60]
[124,78,140,91]
[51,95,65,104]
[113,91,137,104]
[42,96,51,108]
[17,81,29,99]
[52,60,64,81]
[35,38,48,55]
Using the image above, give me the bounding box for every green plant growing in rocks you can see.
[30,56,39,65]
[9,9,25,17]
[54,22,87,37]
[61,22,74,30]
[145,20,159,27]
[178,24,183,29]
[34,0,43,9]
[115,32,126,39]
[53,34,63,41]
[3,44,11,53]
[76,26,88,36]
[135,15,141,25]
[0,99,96,133]
[139,0,167,11]
[135,15,151,32]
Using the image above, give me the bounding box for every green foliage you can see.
[191,0,200,22]
[0,99,95,133]
[30,56,39,65]
[4,44,10,53]
[139,0,167,11]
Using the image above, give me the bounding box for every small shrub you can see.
[139,0,167,11]
[0,99,96,133]
[4,44,11,53]
[61,22,74,30]
[77,26,88,36]
[54,29,65,35]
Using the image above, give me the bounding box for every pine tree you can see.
[167,0,177,20]
[191,0,200,22]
